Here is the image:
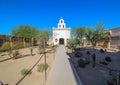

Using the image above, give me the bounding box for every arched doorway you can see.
[59,38,64,45]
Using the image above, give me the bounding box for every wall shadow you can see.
[15,55,43,85]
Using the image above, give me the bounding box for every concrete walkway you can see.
[46,45,80,85]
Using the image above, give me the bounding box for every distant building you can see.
[52,18,70,45]
[95,27,120,49]
[109,27,120,48]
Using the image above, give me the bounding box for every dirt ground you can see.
[0,46,56,85]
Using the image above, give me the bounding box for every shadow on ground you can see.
[0,54,36,63]
[66,47,120,85]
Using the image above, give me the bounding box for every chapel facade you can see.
[52,18,70,45]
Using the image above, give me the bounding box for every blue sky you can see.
[0,0,120,35]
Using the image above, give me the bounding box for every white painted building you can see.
[52,18,70,45]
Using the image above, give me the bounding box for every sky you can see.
[0,0,120,35]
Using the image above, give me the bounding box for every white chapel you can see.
[52,18,71,45]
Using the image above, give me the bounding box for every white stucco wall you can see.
[52,18,71,45]
[53,28,70,45]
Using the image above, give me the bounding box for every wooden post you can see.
[9,36,13,49]
[117,73,120,85]
[44,40,47,83]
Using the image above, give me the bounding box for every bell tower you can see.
[53,17,70,45]
[58,18,66,29]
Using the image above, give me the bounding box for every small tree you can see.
[85,23,108,49]
[12,25,39,38]
[12,25,39,47]
[36,30,51,53]
[67,38,77,52]
[72,27,87,47]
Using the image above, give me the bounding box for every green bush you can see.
[21,68,32,76]
[75,53,80,57]
[0,42,11,51]
[0,52,6,56]
[0,42,25,52]
[37,63,49,72]
[78,59,86,68]
[100,61,108,65]
[12,42,24,49]
[39,49,44,54]
[0,52,3,55]
[100,49,105,53]
[74,48,80,51]
[67,39,77,50]
[105,56,111,62]
[86,51,91,55]
[92,53,96,60]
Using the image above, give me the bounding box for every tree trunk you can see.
[92,41,96,50]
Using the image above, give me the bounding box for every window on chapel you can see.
[59,25,61,28]
[61,20,63,23]
[63,25,64,28]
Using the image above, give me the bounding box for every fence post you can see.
[9,36,13,49]
[44,40,47,84]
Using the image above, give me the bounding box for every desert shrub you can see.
[51,47,56,53]
[86,51,91,55]
[78,59,86,68]
[79,52,83,57]
[105,56,111,62]
[12,42,24,49]
[104,78,116,85]
[37,63,49,72]
[75,53,80,57]
[54,45,58,48]
[0,42,11,51]
[75,52,83,57]
[74,48,80,51]
[100,49,105,53]
[92,53,96,58]
[21,68,32,76]
[47,45,52,49]
[0,52,2,54]
[67,39,77,50]
[0,52,5,56]
[39,49,44,54]
[100,61,108,65]
[85,60,90,64]
[0,42,25,52]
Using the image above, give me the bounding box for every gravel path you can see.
[46,45,79,85]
